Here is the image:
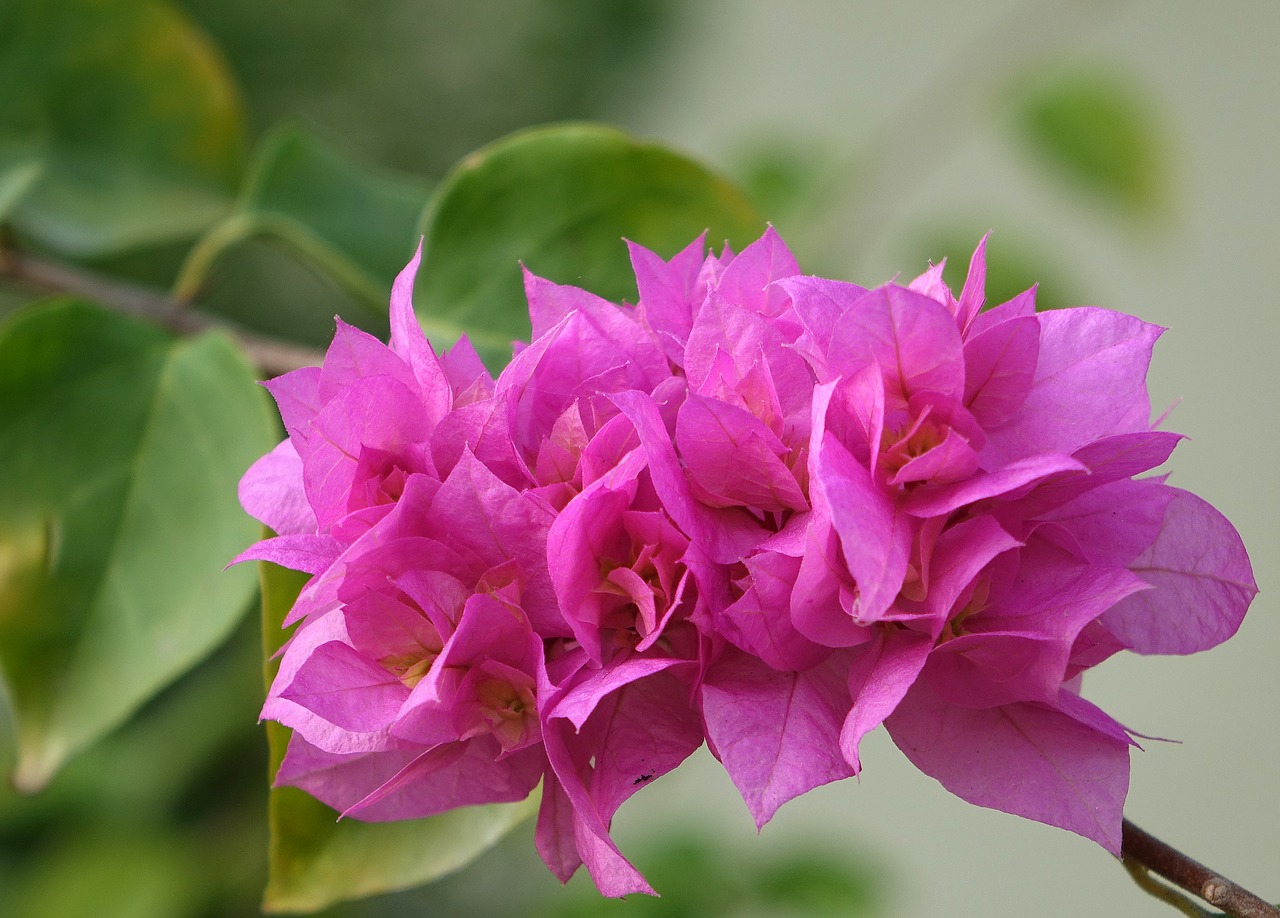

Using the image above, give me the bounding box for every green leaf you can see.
[0,0,245,255]
[0,299,276,790]
[5,831,207,918]
[416,123,765,367]
[1006,67,1167,217]
[0,156,43,221]
[175,125,434,311]
[259,557,536,914]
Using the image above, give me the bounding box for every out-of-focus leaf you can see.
[730,135,836,231]
[175,126,433,311]
[0,300,275,791]
[416,123,765,366]
[530,833,883,918]
[259,557,536,914]
[0,0,244,255]
[5,832,204,918]
[0,157,43,221]
[910,227,1080,312]
[1006,68,1167,217]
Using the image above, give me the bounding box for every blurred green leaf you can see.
[910,227,1080,312]
[176,126,434,311]
[0,157,43,221]
[0,617,272,918]
[0,300,276,790]
[0,0,245,255]
[416,123,765,366]
[5,831,206,918]
[1006,67,1167,217]
[259,558,536,914]
[730,134,837,231]
[531,833,883,918]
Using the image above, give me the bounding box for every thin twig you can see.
[1122,820,1279,918]
[0,246,321,377]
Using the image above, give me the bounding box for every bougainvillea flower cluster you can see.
[238,229,1256,896]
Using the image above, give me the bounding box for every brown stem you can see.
[1122,819,1278,918]
[0,247,321,377]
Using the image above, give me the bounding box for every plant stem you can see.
[0,246,321,376]
[1122,820,1279,918]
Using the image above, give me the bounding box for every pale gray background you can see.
[600,3,1278,916]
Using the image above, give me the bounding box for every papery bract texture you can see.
[240,231,1256,895]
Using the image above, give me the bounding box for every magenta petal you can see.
[427,451,561,635]
[281,640,408,733]
[1102,486,1257,654]
[264,611,394,755]
[304,375,432,526]
[828,285,966,407]
[684,292,814,421]
[525,268,630,342]
[535,767,584,883]
[701,649,853,828]
[263,366,322,442]
[239,439,316,536]
[966,286,1037,338]
[887,687,1129,853]
[339,737,544,821]
[540,666,703,897]
[611,389,762,564]
[712,224,801,318]
[1035,479,1174,567]
[1017,431,1185,515]
[954,234,989,333]
[774,276,869,374]
[320,319,417,401]
[840,630,932,771]
[231,533,340,575]
[962,315,1039,429]
[717,549,829,671]
[629,233,708,359]
[907,260,951,306]
[816,432,912,622]
[388,242,453,423]
[920,516,1021,622]
[551,657,683,730]
[341,738,544,821]
[677,393,807,512]
[905,453,1086,518]
[984,308,1163,464]
[275,735,418,812]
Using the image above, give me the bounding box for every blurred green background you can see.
[1,2,1276,916]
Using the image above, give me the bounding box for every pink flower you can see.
[240,229,1256,896]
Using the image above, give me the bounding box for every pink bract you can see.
[239,231,1256,896]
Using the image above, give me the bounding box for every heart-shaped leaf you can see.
[415,123,765,366]
[0,0,245,255]
[175,126,434,312]
[0,299,276,790]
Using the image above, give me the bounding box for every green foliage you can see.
[1006,66,1168,219]
[0,158,43,221]
[0,617,273,918]
[416,123,764,365]
[0,300,275,790]
[177,0,675,177]
[175,126,434,309]
[258,558,537,914]
[0,0,245,256]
